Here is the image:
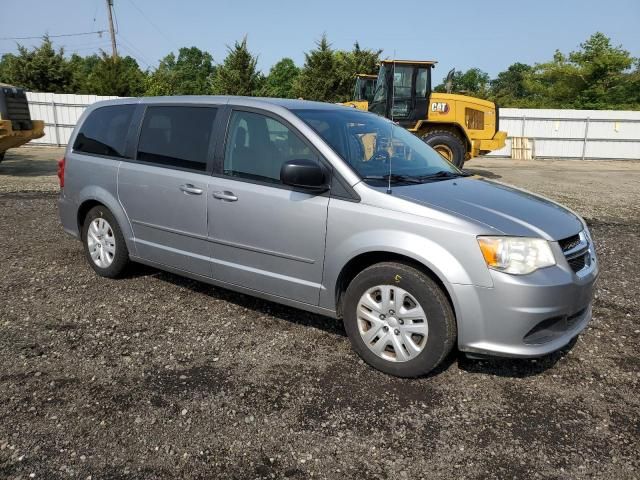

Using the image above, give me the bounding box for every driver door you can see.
[207,109,329,305]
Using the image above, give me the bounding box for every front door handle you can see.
[180,184,203,195]
[212,191,238,202]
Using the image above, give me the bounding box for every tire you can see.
[81,205,129,278]
[343,262,456,377]
[422,130,466,168]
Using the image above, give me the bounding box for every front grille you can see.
[559,234,580,252]
[568,253,588,272]
[6,98,31,121]
[1,86,33,130]
[558,232,591,273]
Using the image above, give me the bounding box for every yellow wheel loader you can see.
[343,73,377,111]
[0,84,45,163]
[347,60,506,167]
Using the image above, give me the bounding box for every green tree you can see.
[68,54,101,94]
[0,36,71,92]
[260,58,300,98]
[146,47,215,96]
[569,32,635,108]
[523,33,637,109]
[86,52,146,96]
[490,62,533,106]
[334,42,382,102]
[293,34,337,101]
[211,37,262,96]
[435,67,490,98]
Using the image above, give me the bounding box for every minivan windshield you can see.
[293,108,463,185]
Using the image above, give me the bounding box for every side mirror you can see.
[280,159,329,193]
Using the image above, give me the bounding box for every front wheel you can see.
[422,130,466,168]
[343,262,457,377]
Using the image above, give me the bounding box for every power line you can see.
[116,35,151,68]
[124,0,174,47]
[0,31,105,41]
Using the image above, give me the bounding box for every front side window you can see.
[224,110,315,184]
[393,65,413,99]
[137,106,217,171]
[73,104,135,158]
[294,108,460,185]
[372,66,387,104]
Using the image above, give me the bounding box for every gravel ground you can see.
[1,147,639,479]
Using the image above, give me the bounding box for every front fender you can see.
[322,228,470,310]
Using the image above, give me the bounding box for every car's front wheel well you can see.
[77,199,104,232]
[335,251,455,319]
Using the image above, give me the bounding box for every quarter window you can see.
[73,104,135,158]
[224,111,315,184]
[137,106,217,171]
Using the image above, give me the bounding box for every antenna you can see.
[387,54,396,195]
[390,52,396,123]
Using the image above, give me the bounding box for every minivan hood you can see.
[385,177,583,240]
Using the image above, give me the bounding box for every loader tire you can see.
[422,130,466,168]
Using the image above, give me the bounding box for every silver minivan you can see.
[58,96,598,377]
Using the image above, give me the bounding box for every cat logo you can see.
[431,102,450,114]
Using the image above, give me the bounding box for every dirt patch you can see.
[1,147,639,478]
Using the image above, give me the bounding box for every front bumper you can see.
[453,248,598,358]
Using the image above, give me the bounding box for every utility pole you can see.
[106,0,118,58]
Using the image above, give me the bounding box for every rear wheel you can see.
[422,130,466,168]
[81,206,129,278]
[343,262,457,377]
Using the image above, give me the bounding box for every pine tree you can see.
[211,37,262,96]
[0,36,71,92]
[87,52,146,97]
[334,42,382,102]
[293,34,337,101]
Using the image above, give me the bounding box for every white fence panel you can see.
[26,91,120,146]
[23,93,640,159]
[489,108,640,160]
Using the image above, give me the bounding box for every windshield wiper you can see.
[418,170,472,181]
[361,173,424,185]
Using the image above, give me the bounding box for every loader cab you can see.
[369,60,435,127]
[353,74,377,103]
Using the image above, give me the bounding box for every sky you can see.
[1,0,639,82]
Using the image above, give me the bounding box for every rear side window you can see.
[137,106,217,172]
[73,104,135,158]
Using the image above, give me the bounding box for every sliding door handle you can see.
[180,184,203,195]
[213,191,238,202]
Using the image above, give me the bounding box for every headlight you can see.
[477,236,556,275]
